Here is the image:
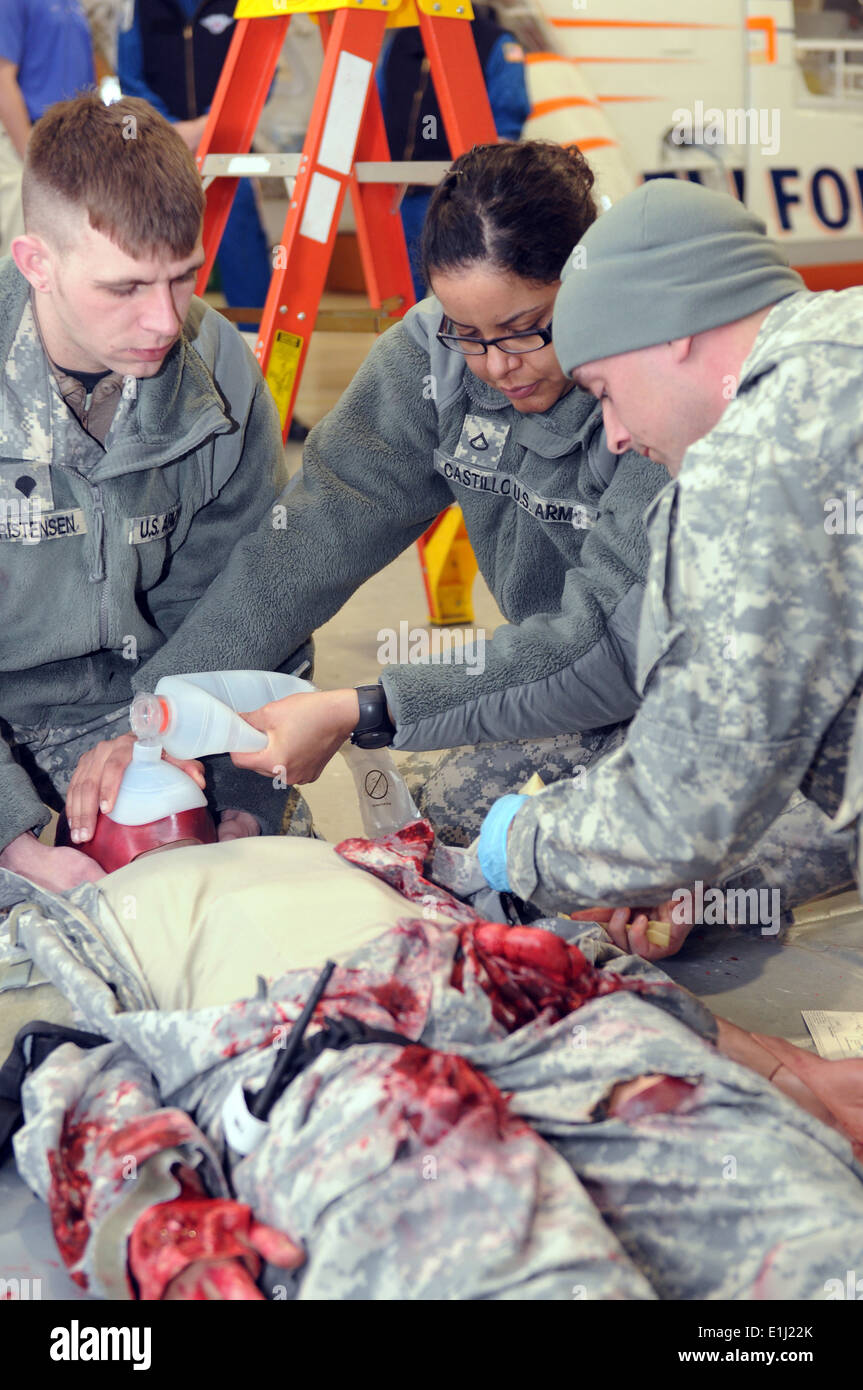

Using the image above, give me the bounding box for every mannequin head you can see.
[56,805,218,874]
[58,738,216,874]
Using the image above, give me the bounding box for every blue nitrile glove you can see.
[477,794,528,893]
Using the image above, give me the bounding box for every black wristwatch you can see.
[351,684,396,749]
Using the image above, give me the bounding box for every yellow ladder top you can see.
[235,0,474,24]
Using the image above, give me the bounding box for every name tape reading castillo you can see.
[434,451,598,528]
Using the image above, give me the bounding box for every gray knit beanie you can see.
[553,179,804,374]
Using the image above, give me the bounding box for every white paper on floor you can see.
[802,1009,863,1060]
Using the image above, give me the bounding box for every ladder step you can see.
[200,154,453,184]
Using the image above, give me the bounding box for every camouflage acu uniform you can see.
[4,825,863,1301]
[504,289,863,915]
[0,261,313,844]
[402,733,854,914]
[401,727,626,845]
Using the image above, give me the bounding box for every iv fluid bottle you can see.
[130,671,314,760]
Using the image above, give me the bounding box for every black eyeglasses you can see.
[436,315,553,356]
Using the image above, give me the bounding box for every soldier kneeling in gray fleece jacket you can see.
[0,94,313,896]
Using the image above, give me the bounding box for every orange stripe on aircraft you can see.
[551,17,733,27]
[550,56,694,63]
[531,96,599,117]
[523,48,692,66]
[535,94,660,104]
[794,261,863,292]
[562,137,617,152]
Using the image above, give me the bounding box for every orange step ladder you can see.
[194,0,497,445]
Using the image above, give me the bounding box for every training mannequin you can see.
[4,823,863,1301]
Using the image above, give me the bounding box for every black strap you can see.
[301,1015,413,1068]
[0,1009,414,1159]
[251,1014,414,1121]
[0,1021,108,1165]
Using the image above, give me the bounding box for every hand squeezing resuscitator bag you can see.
[57,671,420,871]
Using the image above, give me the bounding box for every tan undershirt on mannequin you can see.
[96,836,457,1012]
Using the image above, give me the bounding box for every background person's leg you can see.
[718,789,856,918]
[216,179,272,332]
[204,751,315,837]
[0,129,24,258]
[20,707,131,815]
[399,190,431,300]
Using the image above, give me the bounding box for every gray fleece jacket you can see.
[0,258,292,850]
[134,296,670,749]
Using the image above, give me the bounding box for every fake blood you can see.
[453,921,627,1032]
[367,979,419,1024]
[336,821,662,1035]
[609,1075,697,1121]
[381,1045,518,1147]
[305,972,423,1033]
[46,1113,114,1287]
[47,1107,205,1288]
[104,1111,200,1165]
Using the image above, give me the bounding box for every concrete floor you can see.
[2,300,862,1299]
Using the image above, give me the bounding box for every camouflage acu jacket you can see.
[506,288,863,913]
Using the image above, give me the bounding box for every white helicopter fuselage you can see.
[522,0,863,289]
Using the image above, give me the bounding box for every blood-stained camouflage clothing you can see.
[4,823,863,1300]
[505,289,863,915]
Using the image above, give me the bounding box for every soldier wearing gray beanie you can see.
[553,178,804,376]
[476,169,863,976]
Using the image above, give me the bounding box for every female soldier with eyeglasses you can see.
[67,139,668,848]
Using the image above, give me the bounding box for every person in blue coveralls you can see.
[0,0,95,251]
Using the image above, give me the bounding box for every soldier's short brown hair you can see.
[23,95,205,259]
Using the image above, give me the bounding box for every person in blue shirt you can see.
[118,0,271,325]
[378,6,530,299]
[0,0,94,252]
